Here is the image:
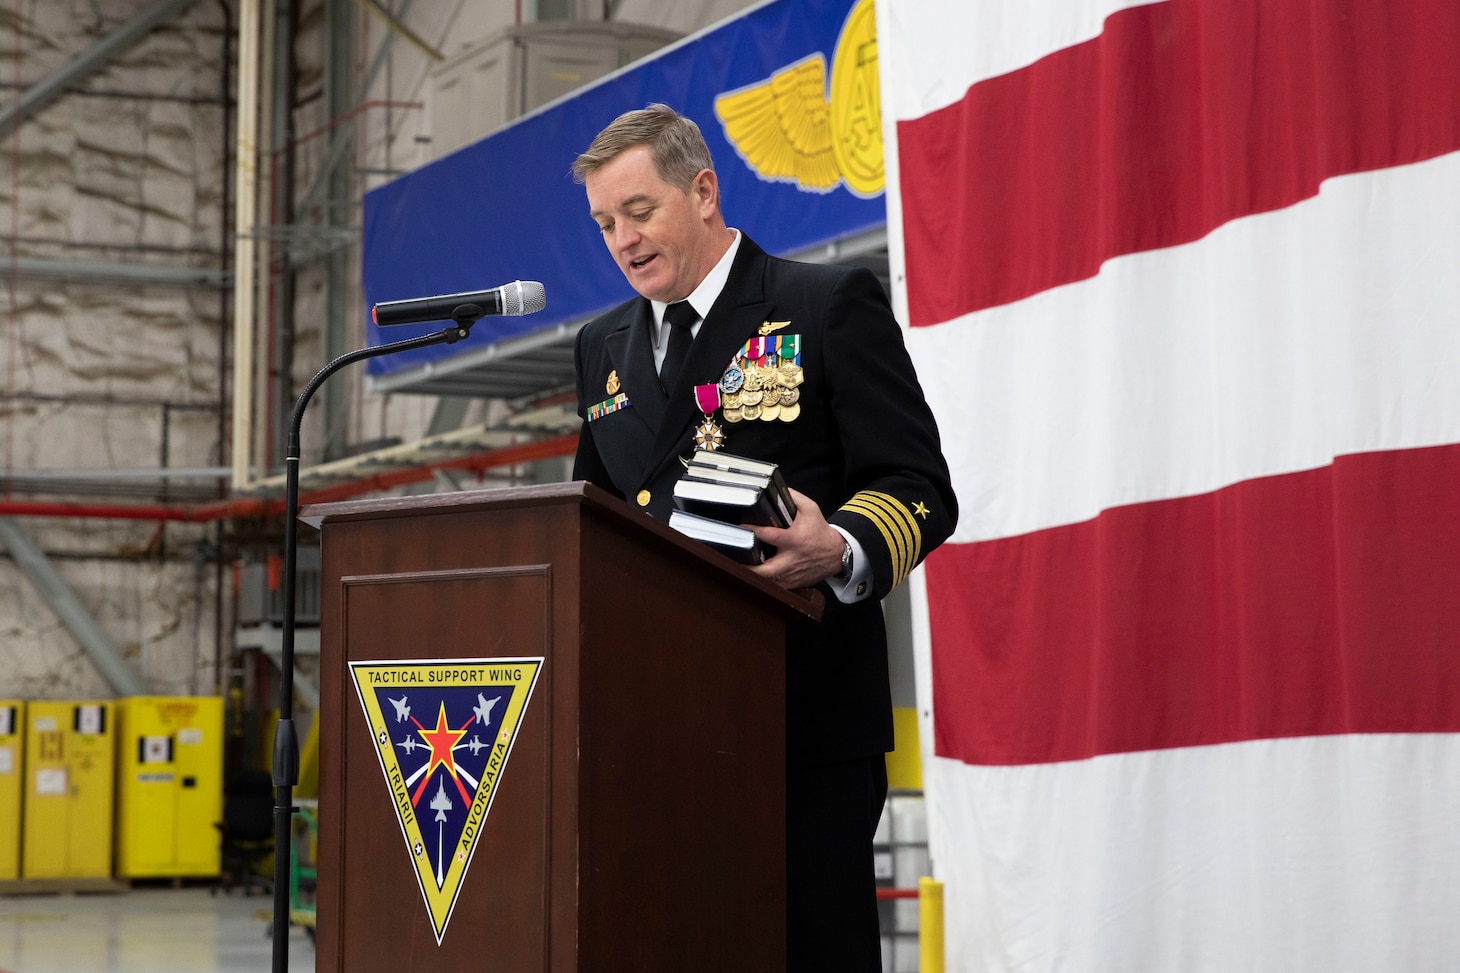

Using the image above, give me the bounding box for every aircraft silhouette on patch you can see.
[473,692,499,725]
[349,658,543,944]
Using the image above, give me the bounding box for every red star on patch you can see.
[412,703,472,805]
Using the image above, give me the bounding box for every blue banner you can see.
[362,0,882,378]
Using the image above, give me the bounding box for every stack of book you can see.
[667,451,796,564]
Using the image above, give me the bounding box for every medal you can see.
[605,370,620,394]
[693,417,726,450]
[719,332,803,426]
[692,383,725,451]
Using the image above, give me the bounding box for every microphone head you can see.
[503,280,547,316]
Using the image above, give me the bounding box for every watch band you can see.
[834,536,854,583]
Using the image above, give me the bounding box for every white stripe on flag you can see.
[927,734,1460,973]
[906,152,1460,544]
[881,0,1164,121]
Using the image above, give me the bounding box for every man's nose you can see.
[612,222,640,251]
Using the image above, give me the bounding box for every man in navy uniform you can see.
[571,104,957,972]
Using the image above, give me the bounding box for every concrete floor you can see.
[0,888,314,973]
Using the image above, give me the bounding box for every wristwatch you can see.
[833,537,854,583]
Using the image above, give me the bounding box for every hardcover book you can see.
[667,509,768,565]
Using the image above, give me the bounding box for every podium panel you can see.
[310,484,817,973]
[337,567,552,971]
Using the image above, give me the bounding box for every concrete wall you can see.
[0,0,229,699]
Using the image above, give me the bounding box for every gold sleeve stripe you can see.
[860,492,923,565]
[840,490,923,588]
[866,491,923,580]
[852,493,917,568]
[843,496,912,571]
[843,497,906,584]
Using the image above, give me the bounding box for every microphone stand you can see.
[270,312,481,973]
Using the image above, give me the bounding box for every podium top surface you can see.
[301,480,822,621]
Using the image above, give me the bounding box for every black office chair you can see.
[213,769,276,896]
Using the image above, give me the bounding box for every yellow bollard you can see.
[919,876,945,973]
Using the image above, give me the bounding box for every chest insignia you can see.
[722,333,804,423]
[586,393,630,422]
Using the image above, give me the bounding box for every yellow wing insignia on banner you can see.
[714,0,884,197]
[715,55,840,192]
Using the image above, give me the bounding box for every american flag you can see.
[880,0,1460,968]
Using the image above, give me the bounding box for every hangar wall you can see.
[0,0,230,698]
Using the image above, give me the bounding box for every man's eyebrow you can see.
[589,193,656,219]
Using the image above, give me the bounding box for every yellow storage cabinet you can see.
[114,696,224,878]
[22,701,115,878]
[0,700,23,879]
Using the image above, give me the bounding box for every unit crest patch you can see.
[349,657,543,944]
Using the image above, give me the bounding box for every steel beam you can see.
[0,517,148,697]
[0,0,204,141]
[2,255,229,286]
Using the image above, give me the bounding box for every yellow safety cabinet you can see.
[0,700,23,879]
[22,700,115,878]
[114,696,224,878]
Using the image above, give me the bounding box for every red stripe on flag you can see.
[896,0,1460,326]
[927,443,1460,766]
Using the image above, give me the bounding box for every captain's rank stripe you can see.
[841,491,923,588]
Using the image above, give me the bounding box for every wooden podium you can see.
[307,482,820,973]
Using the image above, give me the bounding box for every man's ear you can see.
[692,168,719,216]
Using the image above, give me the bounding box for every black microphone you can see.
[372,280,546,326]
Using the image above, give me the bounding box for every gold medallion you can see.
[779,387,800,406]
[778,403,801,422]
[723,406,744,423]
[742,369,765,392]
[829,0,884,197]
[605,370,620,395]
[740,388,764,406]
[760,403,781,422]
[636,489,651,507]
[779,364,804,387]
[742,402,762,420]
[722,390,743,408]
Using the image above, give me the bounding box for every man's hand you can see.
[748,488,845,590]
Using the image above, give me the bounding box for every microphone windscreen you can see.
[504,280,547,316]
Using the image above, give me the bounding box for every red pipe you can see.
[0,433,579,523]
[0,499,203,522]
[876,888,921,900]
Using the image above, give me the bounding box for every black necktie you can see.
[659,300,698,392]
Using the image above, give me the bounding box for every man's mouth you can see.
[629,254,656,270]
